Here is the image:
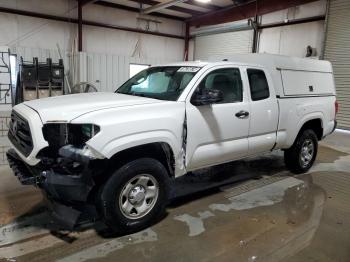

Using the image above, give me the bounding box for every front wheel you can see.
[284,129,318,174]
[98,158,170,234]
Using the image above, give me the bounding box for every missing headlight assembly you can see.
[37,123,102,176]
[42,123,100,154]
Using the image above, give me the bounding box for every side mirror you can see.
[191,89,223,106]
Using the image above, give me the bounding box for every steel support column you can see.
[252,15,259,53]
[78,1,83,52]
[184,22,189,61]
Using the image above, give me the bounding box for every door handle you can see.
[235,110,249,119]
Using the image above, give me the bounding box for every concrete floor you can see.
[0,130,349,261]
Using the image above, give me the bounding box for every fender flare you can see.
[98,130,181,160]
[286,112,324,147]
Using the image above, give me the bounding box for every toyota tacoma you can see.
[7,54,337,233]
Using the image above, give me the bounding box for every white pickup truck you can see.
[7,54,337,233]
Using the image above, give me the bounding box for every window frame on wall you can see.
[129,63,150,78]
[10,55,17,87]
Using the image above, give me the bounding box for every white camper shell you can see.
[210,54,336,98]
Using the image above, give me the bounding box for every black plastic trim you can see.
[8,111,33,157]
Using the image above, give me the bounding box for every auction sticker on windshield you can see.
[177,67,201,73]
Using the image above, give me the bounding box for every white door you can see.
[194,30,254,60]
[324,0,350,129]
[186,66,250,171]
[244,68,279,154]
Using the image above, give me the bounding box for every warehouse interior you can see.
[0,0,349,261]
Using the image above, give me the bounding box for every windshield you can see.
[116,66,201,101]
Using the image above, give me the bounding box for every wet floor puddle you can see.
[0,145,349,261]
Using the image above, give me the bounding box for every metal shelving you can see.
[16,57,64,104]
[0,47,12,106]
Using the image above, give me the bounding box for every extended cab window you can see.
[196,68,243,103]
[247,69,270,101]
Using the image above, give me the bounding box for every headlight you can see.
[43,123,100,149]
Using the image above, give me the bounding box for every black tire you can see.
[98,158,170,234]
[284,129,318,174]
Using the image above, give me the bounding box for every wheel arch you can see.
[287,116,324,148]
[108,142,176,179]
[298,118,323,140]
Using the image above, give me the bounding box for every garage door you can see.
[324,0,350,129]
[194,30,253,60]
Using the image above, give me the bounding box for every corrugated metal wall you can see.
[11,46,64,66]
[324,0,350,129]
[86,53,177,92]
[194,30,253,60]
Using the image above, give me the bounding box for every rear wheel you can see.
[284,129,318,174]
[98,158,170,234]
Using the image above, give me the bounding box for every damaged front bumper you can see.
[6,147,99,228]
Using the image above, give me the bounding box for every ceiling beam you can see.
[259,15,325,29]
[81,0,221,14]
[79,0,99,6]
[185,0,222,11]
[142,0,187,14]
[128,0,204,16]
[188,0,257,26]
[94,1,185,21]
[189,0,320,27]
[132,0,222,12]
[0,7,184,40]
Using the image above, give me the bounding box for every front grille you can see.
[8,111,33,157]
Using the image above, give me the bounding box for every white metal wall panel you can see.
[86,52,179,92]
[324,0,350,129]
[12,46,61,65]
[194,30,253,60]
[258,21,324,58]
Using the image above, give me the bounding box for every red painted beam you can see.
[189,0,319,27]
[259,15,325,29]
[83,20,185,39]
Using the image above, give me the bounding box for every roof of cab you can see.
[152,60,264,69]
[155,54,333,73]
[209,53,333,73]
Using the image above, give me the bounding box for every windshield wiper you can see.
[117,91,146,97]
[117,91,165,100]
[132,92,145,97]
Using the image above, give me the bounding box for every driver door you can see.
[185,66,250,171]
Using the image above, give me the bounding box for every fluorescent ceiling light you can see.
[191,20,252,37]
[195,0,211,3]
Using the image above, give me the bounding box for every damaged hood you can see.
[23,92,163,123]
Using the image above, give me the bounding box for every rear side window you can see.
[247,69,270,101]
